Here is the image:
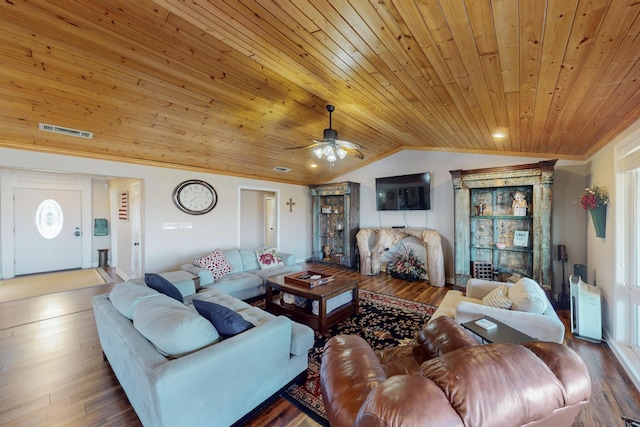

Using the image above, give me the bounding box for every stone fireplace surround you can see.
[356,228,445,288]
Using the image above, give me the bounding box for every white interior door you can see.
[130,182,142,278]
[264,196,276,247]
[14,188,82,275]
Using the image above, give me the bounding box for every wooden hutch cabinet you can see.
[309,181,360,268]
[450,160,556,290]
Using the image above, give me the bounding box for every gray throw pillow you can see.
[193,299,254,337]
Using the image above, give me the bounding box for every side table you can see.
[461,316,535,344]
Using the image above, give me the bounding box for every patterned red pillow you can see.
[195,249,234,280]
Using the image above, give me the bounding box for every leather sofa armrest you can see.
[320,335,388,427]
[416,316,478,358]
[466,278,509,299]
[180,263,214,286]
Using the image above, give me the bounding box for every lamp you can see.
[556,244,570,309]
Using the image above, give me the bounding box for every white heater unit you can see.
[569,275,602,342]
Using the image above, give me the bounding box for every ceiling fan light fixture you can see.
[286,104,364,165]
[323,145,335,157]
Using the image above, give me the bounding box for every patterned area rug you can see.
[282,289,437,425]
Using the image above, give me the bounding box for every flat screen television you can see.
[376,172,431,211]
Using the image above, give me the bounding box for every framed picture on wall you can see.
[513,230,529,247]
[118,191,128,221]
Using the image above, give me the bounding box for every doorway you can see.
[239,188,278,248]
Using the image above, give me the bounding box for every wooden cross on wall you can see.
[286,198,296,212]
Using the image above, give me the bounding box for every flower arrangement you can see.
[579,185,609,211]
[387,246,426,281]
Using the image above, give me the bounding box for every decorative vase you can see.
[590,205,607,238]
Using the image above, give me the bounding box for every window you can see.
[35,199,63,239]
[631,170,640,355]
[617,130,640,371]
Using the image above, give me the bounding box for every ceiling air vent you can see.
[273,166,291,172]
[39,123,93,139]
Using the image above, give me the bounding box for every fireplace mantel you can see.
[356,227,445,287]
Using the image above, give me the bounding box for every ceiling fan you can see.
[287,105,366,162]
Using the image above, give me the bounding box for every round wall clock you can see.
[172,180,218,215]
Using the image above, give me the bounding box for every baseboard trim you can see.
[608,339,640,392]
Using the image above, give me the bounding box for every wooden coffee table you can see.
[265,273,359,334]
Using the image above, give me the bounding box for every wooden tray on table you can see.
[284,271,334,288]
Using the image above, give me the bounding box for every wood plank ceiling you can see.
[1,0,639,185]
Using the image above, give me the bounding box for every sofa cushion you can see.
[255,247,284,270]
[221,249,244,273]
[236,306,314,356]
[250,263,304,281]
[159,270,197,296]
[193,299,255,337]
[239,249,260,271]
[508,278,547,314]
[109,280,159,320]
[196,249,234,280]
[145,273,183,303]
[482,284,513,310]
[133,296,219,357]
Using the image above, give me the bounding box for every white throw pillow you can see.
[254,247,284,270]
[507,278,547,314]
[195,249,234,280]
[482,284,513,309]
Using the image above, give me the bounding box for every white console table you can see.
[356,227,445,288]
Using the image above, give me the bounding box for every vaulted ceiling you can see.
[1,0,639,185]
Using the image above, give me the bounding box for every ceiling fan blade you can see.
[345,148,365,159]
[285,142,325,150]
[336,139,367,150]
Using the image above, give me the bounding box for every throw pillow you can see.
[255,247,284,270]
[195,249,234,280]
[144,273,183,303]
[133,296,219,357]
[193,299,254,337]
[507,278,547,314]
[482,284,513,309]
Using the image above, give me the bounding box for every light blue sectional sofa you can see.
[92,279,314,427]
[180,248,304,300]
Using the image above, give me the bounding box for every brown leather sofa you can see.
[320,316,591,427]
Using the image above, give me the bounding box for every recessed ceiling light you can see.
[493,132,505,138]
[310,164,317,168]
[273,166,291,172]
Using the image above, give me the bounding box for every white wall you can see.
[0,147,312,275]
[334,151,587,296]
[0,146,588,297]
[585,144,617,335]
[91,178,111,266]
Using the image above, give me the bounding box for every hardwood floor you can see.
[0,264,638,426]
